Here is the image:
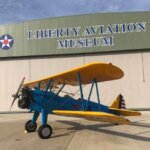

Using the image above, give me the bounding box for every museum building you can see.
[0,11,150,111]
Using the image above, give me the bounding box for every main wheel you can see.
[38,124,52,139]
[25,120,37,132]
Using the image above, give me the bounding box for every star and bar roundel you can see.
[0,34,14,50]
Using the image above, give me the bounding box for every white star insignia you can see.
[0,35,13,48]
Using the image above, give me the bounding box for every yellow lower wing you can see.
[109,108,141,116]
[53,110,130,125]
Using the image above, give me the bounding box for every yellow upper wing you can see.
[53,110,130,125]
[24,62,124,89]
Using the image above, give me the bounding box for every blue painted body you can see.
[29,88,109,125]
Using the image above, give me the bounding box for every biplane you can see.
[10,62,141,139]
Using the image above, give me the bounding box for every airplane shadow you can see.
[54,120,150,142]
[131,122,150,128]
[51,131,75,139]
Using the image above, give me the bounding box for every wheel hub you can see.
[42,127,51,137]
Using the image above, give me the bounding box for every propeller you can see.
[9,77,25,110]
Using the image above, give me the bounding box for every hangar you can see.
[0,11,150,111]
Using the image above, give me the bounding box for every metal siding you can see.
[0,11,150,58]
[0,59,30,111]
[30,56,84,80]
[0,51,150,111]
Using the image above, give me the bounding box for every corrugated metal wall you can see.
[0,11,149,58]
[0,51,150,111]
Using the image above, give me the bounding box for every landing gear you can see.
[38,124,52,139]
[25,111,52,139]
[25,120,37,132]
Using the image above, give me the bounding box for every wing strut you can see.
[85,79,101,111]
[56,84,65,96]
[86,80,95,110]
[95,79,101,110]
[49,84,65,107]
[45,80,52,92]
[37,82,41,89]
[77,72,85,110]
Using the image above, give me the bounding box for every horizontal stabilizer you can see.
[109,108,141,116]
[53,110,130,125]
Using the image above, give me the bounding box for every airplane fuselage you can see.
[28,89,109,114]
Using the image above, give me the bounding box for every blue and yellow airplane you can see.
[10,62,141,139]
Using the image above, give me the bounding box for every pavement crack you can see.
[65,130,77,150]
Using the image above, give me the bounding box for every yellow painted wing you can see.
[24,62,124,89]
[109,108,141,116]
[53,110,130,125]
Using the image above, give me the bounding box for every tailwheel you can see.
[25,120,37,132]
[38,124,52,139]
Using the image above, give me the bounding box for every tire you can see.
[25,120,37,132]
[38,124,52,139]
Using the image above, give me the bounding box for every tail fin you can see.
[109,94,141,116]
[109,94,126,109]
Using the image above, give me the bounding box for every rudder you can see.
[109,94,126,109]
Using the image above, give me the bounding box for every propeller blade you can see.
[9,96,17,111]
[9,77,25,110]
[15,77,25,97]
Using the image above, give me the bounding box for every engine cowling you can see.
[18,87,32,109]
